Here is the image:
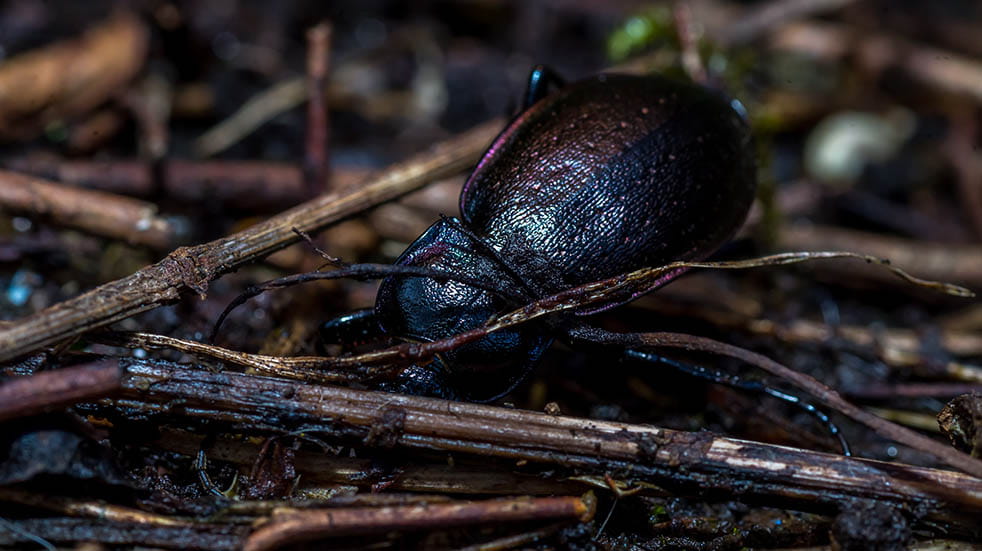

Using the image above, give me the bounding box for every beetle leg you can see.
[524,64,566,109]
[624,349,851,456]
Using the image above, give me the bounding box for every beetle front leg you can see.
[318,307,383,352]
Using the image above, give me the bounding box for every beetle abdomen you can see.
[460,74,756,293]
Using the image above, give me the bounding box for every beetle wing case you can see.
[460,73,756,308]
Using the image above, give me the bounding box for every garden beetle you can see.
[322,66,757,402]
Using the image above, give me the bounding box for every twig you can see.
[124,73,173,159]
[0,488,190,527]
[845,383,982,400]
[777,224,982,287]
[0,170,181,249]
[673,2,708,84]
[865,407,942,433]
[0,359,121,422]
[114,359,982,530]
[2,158,373,211]
[280,252,970,374]
[96,331,386,384]
[0,14,148,141]
[946,114,982,241]
[0,119,502,362]
[243,496,591,551]
[194,78,306,158]
[304,22,332,195]
[0,518,245,551]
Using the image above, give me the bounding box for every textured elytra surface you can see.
[461,73,757,292]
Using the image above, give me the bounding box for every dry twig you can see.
[0,359,121,422]
[112,359,982,532]
[2,158,362,211]
[0,119,503,362]
[0,14,147,141]
[243,496,591,551]
[0,170,180,249]
[777,224,982,288]
[304,22,333,194]
[193,79,306,158]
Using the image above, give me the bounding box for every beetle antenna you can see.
[625,349,850,456]
[210,263,526,344]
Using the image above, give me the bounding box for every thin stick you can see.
[1,157,334,211]
[778,225,982,287]
[243,497,591,551]
[0,14,148,141]
[845,383,982,400]
[194,78,306,158]
[115,360,982,525]
[304,22,332,195]
[768,22,982,103]
[0,170,180,249]
[0,489,191,527]
[635,298,982,382]
[0,119,503,363]
[97,331,372,383]
[0,359,121,422]
[673,2,708,84]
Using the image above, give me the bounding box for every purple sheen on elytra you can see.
[459,104,541,215]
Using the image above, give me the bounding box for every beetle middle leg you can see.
[623,349,850,456]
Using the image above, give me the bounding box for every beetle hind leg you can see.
[625,349,851,456]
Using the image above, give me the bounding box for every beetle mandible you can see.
[322,66,757,402]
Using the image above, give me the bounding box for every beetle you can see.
[321,66,757,402]
[205,65,856,453]
[214,66,968,457]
